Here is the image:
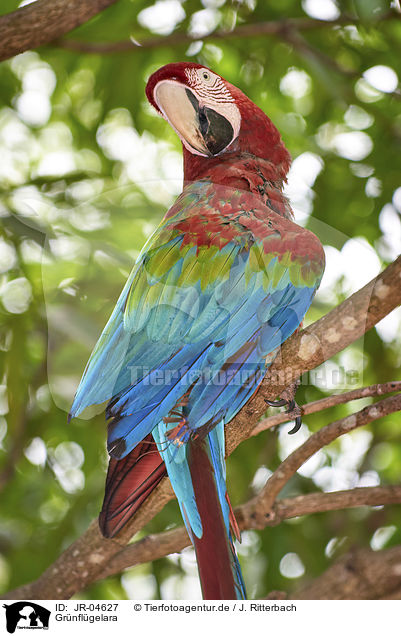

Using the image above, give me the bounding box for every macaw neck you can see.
[183,150,293,219]
[183,144,290,185]
[182,101,291,187]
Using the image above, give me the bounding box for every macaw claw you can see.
[264,398,288,407]
[285,398,303,434]
[287,414,302,435]
[265,383,303,435]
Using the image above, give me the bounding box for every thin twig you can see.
[281,27,401,101]
[251,381,401,437]
[52,11,400,54]
[250,393,401,518]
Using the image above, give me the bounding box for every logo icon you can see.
[2,602,50,633]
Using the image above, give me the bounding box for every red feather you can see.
[145,62,290,185]
[99,434,166,538]
[96,64,299,599]
[188,438,239,600]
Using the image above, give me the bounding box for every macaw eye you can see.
[194,68,216,86]
[199,70,213,83]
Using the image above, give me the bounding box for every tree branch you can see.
[0,0,119,63]
[251,380,401,437]
[290,545,401,600]
[98,485,401,580]
[227,255,401,456]
[2,256,400,599]
[279,26,401,101]
[93,392,401,578]
[5,483,401,595]
[52,11,400,55]
[242,393,401,524]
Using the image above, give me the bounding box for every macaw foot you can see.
[164,422,190,446]
[265,380,303,435]
[163,388,197,446]
[164,421,199,446]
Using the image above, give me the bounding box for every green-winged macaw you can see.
[70,63,325,599]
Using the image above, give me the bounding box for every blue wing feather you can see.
[70,180,324,550]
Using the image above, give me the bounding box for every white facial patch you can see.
[154,69,241,157]
[184,67,235,104]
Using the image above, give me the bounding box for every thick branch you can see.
[5,484,400,595]
[2,257,401,599]
[93,391,401,578]
[0,480,175,601]
[227,255,401,455]
[291,545,401,600]
[4,390,401,598]
[53,11,400,54]
[0,0,119,62]
[98,393,401,578]
[99,485,401,580]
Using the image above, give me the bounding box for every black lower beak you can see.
[185,89,234,156]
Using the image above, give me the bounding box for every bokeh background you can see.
[0,0,400,599]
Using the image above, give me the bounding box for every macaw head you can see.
[146,62,290,180]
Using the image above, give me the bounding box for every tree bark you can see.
[227,255,401,456]
[0,0,119,62]
[291,545,401,600]
[99,485,401,581]
[245,393,401,521]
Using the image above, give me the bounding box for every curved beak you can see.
[154,81,238,157]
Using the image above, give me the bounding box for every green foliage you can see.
[0,0,400,599]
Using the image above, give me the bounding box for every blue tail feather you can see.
[154,420,246,599]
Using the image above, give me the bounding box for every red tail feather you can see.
[99,433,243,599]
[188,438,238,599]
[99,434,166,538]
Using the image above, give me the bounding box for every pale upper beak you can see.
[154,80,240,157]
